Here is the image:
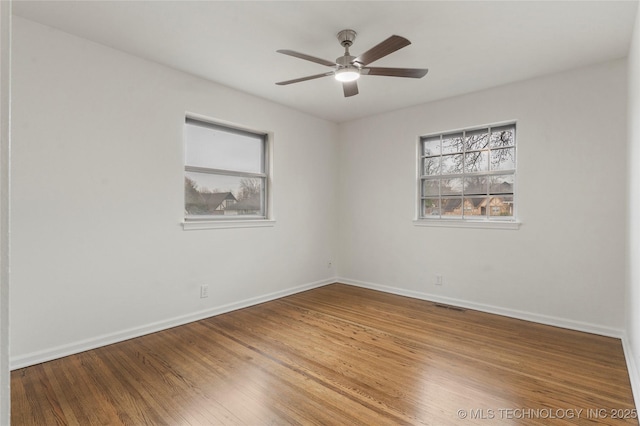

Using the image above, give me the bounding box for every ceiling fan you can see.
[275,29,428,97]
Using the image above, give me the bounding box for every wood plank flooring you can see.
[11,284,638,425]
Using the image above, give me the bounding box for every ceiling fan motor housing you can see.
[336,55,356,67]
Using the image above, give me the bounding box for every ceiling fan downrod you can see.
[335,29,358,75]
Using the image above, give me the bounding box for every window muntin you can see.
[419,124,516,221]
[185,118,267,220]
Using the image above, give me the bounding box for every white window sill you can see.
[182,219,276,230]
[413,219,520,230]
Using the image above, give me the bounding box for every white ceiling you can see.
[12,0,639,123]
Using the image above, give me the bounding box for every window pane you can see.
[465,129,489,151]
[185,122,263,173]
[423,198,441,217]
[441,154,463,174]
[441,197,462,217]
[185,172,264,217]
[490,147,515,171]
[442,133,463,154]
[489,175,514,194]
[422,179,439,196]
[490,126,515,148]
[464,176,488,196]
[419,123,516,223]
[423,157,440,176]
[423,137,440,156]
[489,196,514,217]
[463,197,487,218]
[441,178,463,196]
[464,151,489,172]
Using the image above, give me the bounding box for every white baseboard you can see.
[622,335,640,410]
[10,277,336,370]
[337,277,625,339]
[11,277,627,371]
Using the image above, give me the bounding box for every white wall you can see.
[626,2,640,409]
[8,14,633,371]
[10,17,339,367]
[0,0,11,422]
[337,59,628,335]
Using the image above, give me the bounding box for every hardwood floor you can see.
[11,284,638,425]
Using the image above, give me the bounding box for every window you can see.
[184,118,268,222]
[418,123,516,223]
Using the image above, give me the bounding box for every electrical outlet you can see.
[200,284,209,298]
[435,274,443,286]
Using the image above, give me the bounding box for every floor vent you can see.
[434,303,466,312]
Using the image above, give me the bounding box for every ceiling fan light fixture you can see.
[335,67,360,82]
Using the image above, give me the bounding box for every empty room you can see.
[3,0,640,424]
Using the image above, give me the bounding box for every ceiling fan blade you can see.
[276,49,336,67]
[343,80,358,97]
[353,35,411,66]
[276,71,334,85]
[363,67,429,78]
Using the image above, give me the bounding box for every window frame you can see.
[182,116,274,230]
[415,122,520,229]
